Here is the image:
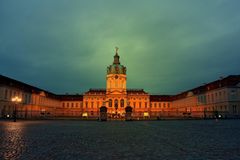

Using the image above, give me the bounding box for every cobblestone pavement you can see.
[0,120,240,160]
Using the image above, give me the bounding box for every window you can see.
[154,103,156,108]
[91,102,94,108]
[139,102,141,108]
[232,105,237,114]
[85,102,88,108]
[4,89,8,99]
[225,105,227,111]
[62,103,65,108]
[120,99,124,107]
[158,103,161,108]
[9,90,12,99]
[25,94,28,104]
[163,103,166,108]
[114,99,118,108]
[71,103,74,107]
[67,103,69,107]
[109,99,112,107]
[133,102,136,108]
[145,102,147,108]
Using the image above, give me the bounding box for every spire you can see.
[113,47,120,64]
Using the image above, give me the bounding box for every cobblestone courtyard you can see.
[0,120,240,160]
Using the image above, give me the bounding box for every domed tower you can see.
[106,47,127,115]
[106,47,127,94]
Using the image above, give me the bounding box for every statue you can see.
[115,47,119,53]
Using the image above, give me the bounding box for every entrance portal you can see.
[99,106,107,121]
[125,106,133,121]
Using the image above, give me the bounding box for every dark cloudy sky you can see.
[0,0,240,95]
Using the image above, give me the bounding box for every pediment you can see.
[187,91,194,97]
[39,91,46,97]
[109,90,125,95]
[237,82,240,87]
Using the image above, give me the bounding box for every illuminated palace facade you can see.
[0,49,240,120]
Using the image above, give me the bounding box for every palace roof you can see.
[127,89,148,94]
[0,74,58,99]
[173,75,240,100]
[107,50,126,75]
[150,95,173,102]
[58,94,83,101]
[85,88,106,94]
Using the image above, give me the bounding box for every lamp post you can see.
[11,96,22,122]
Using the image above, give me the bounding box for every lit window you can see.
[143,112,149,117]
[82,112,88,117]
[114,99,118,108]
[109,99,112,107]
[4,89,8,99]
[120,99,124,107]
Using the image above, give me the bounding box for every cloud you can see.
[0,0,240,94]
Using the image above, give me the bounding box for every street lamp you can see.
[11,96,22,122]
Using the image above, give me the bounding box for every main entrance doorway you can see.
[99,106,107,121]
[125,106,133,121]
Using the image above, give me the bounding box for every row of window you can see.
[62,101,171,109]
[84,97,148,101]
[198,89,239,104]
[4,88,31,104]
[205,105,228,111]
[198,91,227,103]
[62,102,83,108]
[150,102,170,108]
[4,88,60,107]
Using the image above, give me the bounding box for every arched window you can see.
[114,99,118,108]
[109,99,112,107]
[120,99,124,107]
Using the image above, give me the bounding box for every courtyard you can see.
[0,120,240,160]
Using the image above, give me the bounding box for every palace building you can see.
[0,49,240,120]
